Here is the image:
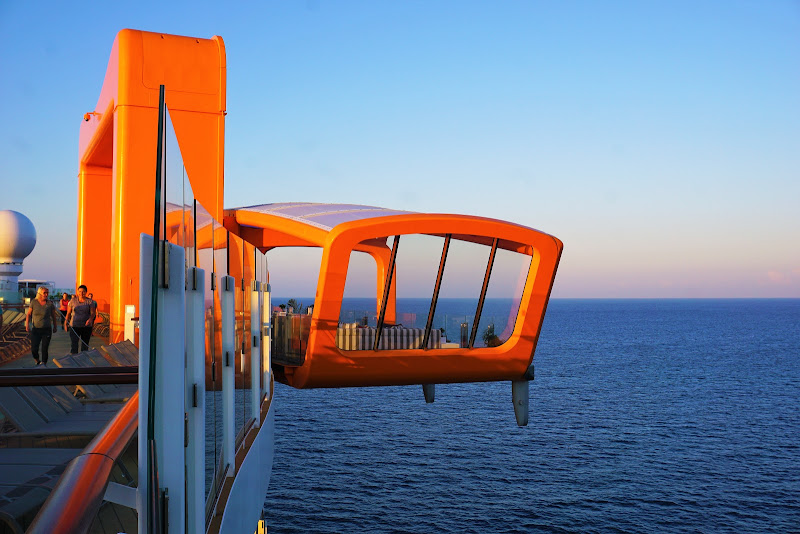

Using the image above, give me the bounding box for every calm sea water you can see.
[263,299,800,533]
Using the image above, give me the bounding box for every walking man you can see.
[65,284,97,353]
[25,286,58,365]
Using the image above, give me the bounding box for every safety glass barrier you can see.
[228,232,253,447]
[160,107,269,525]
[470,244,531,347]
[265,248,320,366]
[271,311,311,366]
[336,234,532,350]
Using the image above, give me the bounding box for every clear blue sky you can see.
[1,1,798,297]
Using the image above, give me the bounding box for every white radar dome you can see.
[0,210,37,263]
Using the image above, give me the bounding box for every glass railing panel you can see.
[162,108,197,272]
[253,248,266,397]
[266,247,319,365]
[337,234,457,350]
[382,234,443,350]
[159,107,271,522]
[270,310,311,365]
[192,203,271,504]
[474,243,532,347]
[196,206,222,500]
[339,249,377,328]
[207,218,227,502]
[163,108,186,250]
[228,232,246,445]
[213,226,228,490]
[241,242,254,430]
[431,236,488,347]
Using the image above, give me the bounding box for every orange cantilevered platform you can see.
[224,203,563,389]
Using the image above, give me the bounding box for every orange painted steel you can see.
[80,29,562,390]
[77,29,226,342]
[227,209,562,389]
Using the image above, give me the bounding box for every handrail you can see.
[0,366,137,376]
[0,366,138,386]
[27,390,139,534]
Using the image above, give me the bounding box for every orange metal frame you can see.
[80,29,562,389]
[77,29,226,342]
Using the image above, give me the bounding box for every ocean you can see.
[263,299,800,533]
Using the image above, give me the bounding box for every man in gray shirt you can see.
[65,284,97,354]
[25,286,58,365]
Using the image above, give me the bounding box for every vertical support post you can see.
[469,238,498,348]
[420,232,448,402]
[511,380,529,427]
[422,383,435,404]
[76,165,112,315]
[422,234,451,350]
[138,236,186,534]
[262,284,271,399]
[185,266,205,534]
[220,275,235,476]
[250,280,261,427]
[109,105,160,344]
[124,305,136,342]
[374,235,400,350]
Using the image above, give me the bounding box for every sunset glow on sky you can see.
[1,1,798,297]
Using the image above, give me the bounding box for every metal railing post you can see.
[250,280,261,427]
[185,265,206,533]
[137,236,186,534]
[124,305,136,342]
[262,284,272,400]
[220,275,236,477]
[374,235,400,350]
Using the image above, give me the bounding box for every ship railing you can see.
[271,312,311,366]
[27,389,139,533]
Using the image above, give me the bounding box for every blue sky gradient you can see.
[1,1,798,297]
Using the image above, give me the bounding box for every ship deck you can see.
[0,324,139,533]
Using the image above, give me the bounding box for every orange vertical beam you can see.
[76,166,112,312]
[109,104,159,341]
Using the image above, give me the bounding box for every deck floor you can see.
[0,329,139,533]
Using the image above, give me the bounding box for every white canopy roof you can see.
[233,203,414,232]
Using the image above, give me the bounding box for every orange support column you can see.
[109,104,159,342]
[76,165,112,313]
